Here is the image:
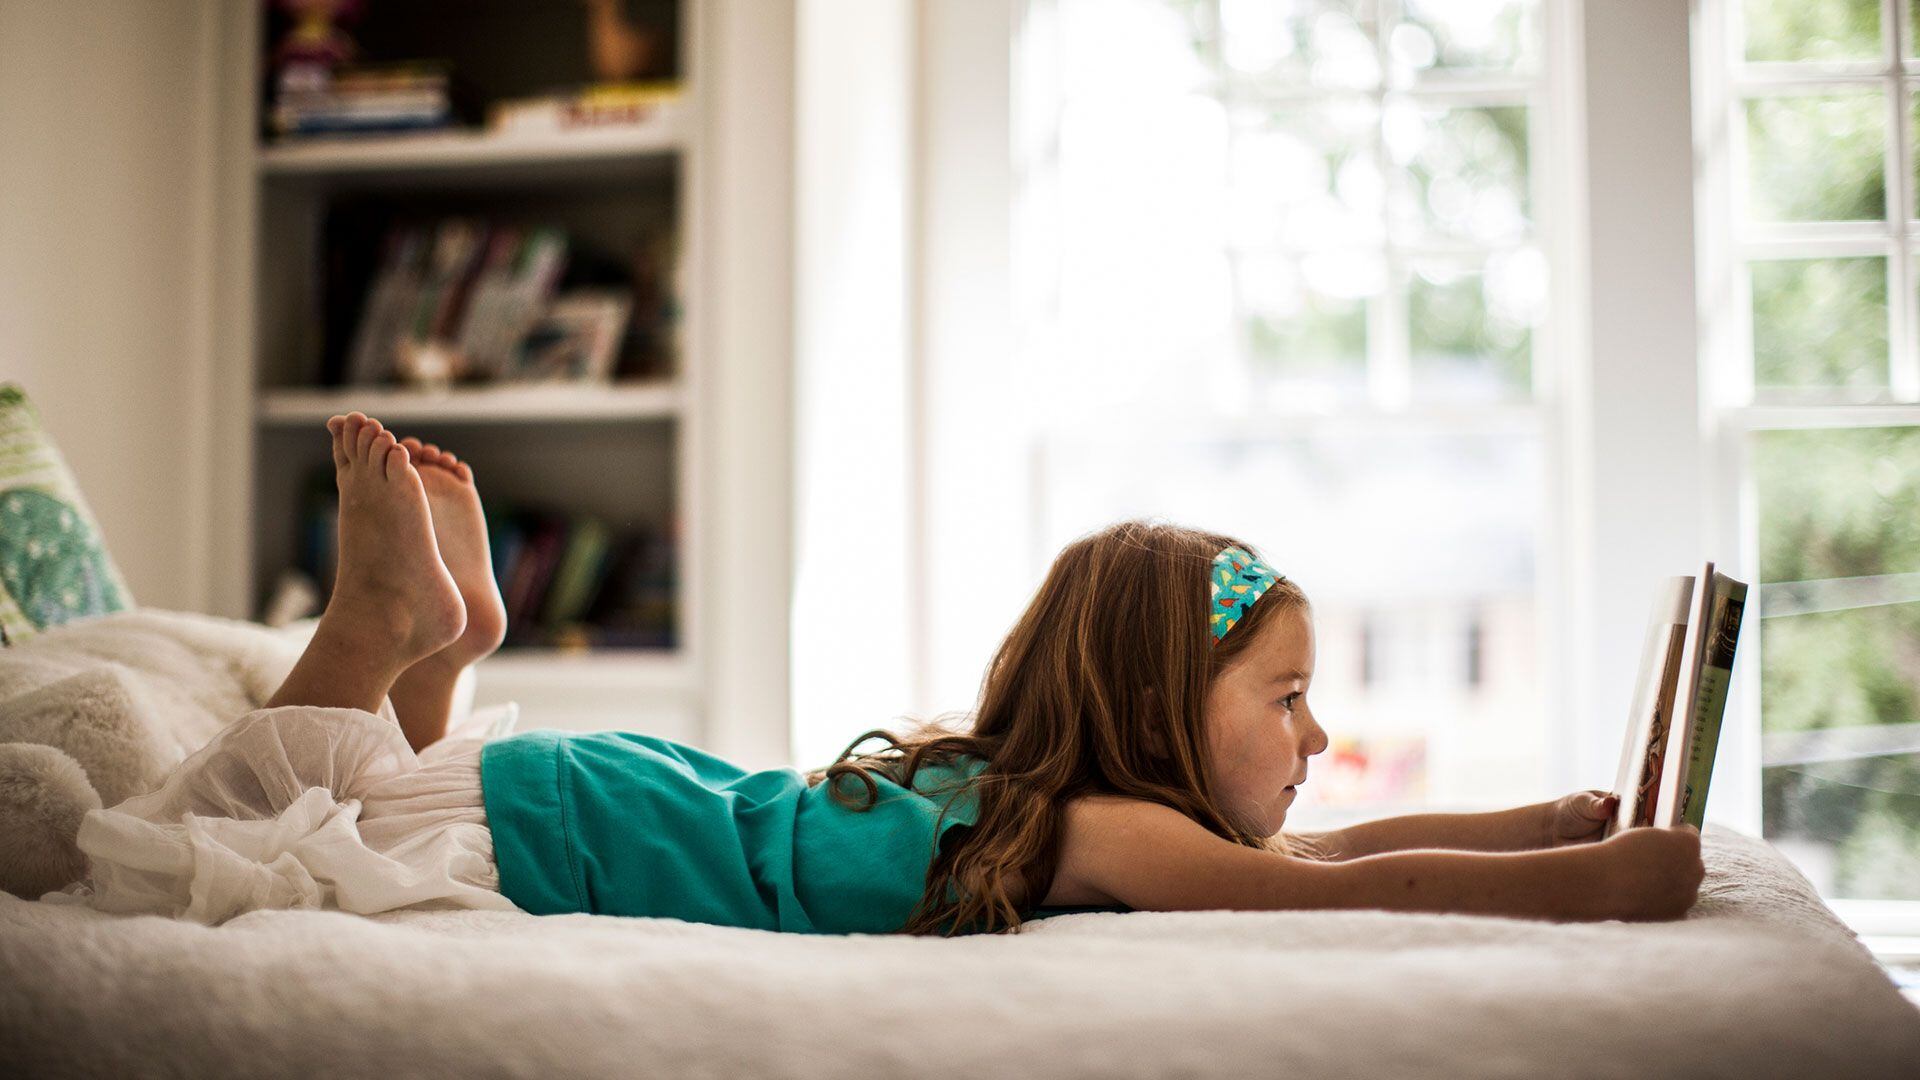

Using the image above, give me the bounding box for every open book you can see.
[1606,563,1750,835]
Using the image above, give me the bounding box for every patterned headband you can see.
[1210,545,1284,644]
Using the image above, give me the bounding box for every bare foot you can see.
[400,436,509,669]
[319,414,467,667]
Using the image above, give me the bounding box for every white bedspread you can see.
[2,829,1915,1079]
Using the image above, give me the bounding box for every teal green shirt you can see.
[480,730,991,934]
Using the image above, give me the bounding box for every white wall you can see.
[0,0,217,613]
[1558,0,1706,792]
[789,0,915,768]
[699,0,800,769]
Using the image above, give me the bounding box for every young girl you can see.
[53,413,1704,932]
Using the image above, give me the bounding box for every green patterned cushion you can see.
[0,385,133,643]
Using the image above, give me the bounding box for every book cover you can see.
[1673,574,1749,827]
[1651,564,1728,822]
[1607,575,1695,837]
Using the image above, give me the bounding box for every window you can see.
[1012,0,1561,820]
[1701,0,1920,907]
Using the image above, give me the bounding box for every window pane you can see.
[1912,88,1920,209]
[1755,426,1920,901]
[1239,252,1374,407]
[1745,92,1886,223]
[1395,0,1539,78]
[1388,102,1531,244]
[1218,0,1381,89]
[1756,426,1920,582]
[1409,250,1544,403]
[1228,101,1384,249]
[1744,0,1882,63]
[1749,257,1890,394]
[1038,429,1544,815]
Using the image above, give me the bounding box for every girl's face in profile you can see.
[1203,606,1327,837]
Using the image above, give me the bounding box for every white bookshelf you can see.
[225,0,708,742]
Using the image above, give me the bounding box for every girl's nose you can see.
[1303,711,1330,757]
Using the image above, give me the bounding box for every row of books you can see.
[294,487,677,651]
[346,221,570,387]
[273,62,452,138]
[491,510,678,650]
[330,216,679,389]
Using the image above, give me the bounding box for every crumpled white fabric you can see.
[42,700,525,924]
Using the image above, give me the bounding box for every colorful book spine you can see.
[1676,579,1749,828]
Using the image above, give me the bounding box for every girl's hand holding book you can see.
[1588,824,1705,921]
[1544,789,1619,847]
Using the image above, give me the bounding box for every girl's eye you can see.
[1278,692,1301,709]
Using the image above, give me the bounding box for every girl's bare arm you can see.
[1293,791,1618,860]
[1054,796,1702,922]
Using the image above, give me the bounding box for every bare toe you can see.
[328,419,348,469]
[355,420,379,463]
[337,416,367,466]
[368,430,397,473]
[384,441,412,481]
[400,436,428,464]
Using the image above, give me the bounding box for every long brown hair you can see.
[807,518,1313,935]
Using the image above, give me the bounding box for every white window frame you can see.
[1694,0,1920,937]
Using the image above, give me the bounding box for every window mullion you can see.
[1886,0,1918,400]
[1372,0,1410,411]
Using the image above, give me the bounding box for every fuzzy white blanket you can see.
[2,829,1916,1079]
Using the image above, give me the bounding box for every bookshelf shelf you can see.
[257,117,686,180]
[258,381,685,425]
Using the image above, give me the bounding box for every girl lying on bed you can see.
[51,412,1705,931]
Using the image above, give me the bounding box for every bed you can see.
[3,390,1915,1076]
[3,816,1918,1077]
[0,606,1916,1078]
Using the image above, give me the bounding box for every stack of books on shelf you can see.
[291,480,678,652]
[489,81,684,137]
[272,62,452,139]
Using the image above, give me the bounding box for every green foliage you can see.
[1247,303,1367,375]
[1750,258,1889,392]
[1756,426,1920,898]
[1745,93,1885,223]
[1409,267,1530,392]
[1744,0,1882,62]
[1755,427,1919,582]
[1407,105,1531,240]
